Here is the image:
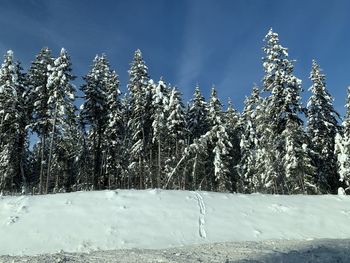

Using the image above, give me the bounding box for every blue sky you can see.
[0,0,350,115]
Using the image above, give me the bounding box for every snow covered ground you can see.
[1,189,350,259]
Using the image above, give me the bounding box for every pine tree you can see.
[307,60,340,193]
[280,56,316,194]
[45,48,76,193]
[166,86,187,189]
[258,29,306,194]
[238,85,261,192]
[74,115,93,191]
[103,68,124,189]
[206,87,232,192]
[283,118,316,194]
[151,78,169,188]
[225,98,241,192]
[127,49,152,189]
[0,51,28,193]
[121,94,132,188]
[186,85,209,144]
[80,54,113,189]
[27,47,54,194]
[335,87,350,193]
[169,86,209,191]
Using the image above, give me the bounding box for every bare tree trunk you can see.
[55,166,59,192]
[46,104,58,194]
[192,154,198,190]
[20,154,26,194]
[106,148,111,190]
[157,136,161,188]
[39,135,46,194]
[100,149,106,189]
[96,127,103,189]
[0,114,5,146]
[139,156,143,189]
[147,147,151,189]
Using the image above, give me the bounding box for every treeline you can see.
[0,29,349,195]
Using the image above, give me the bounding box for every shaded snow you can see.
[1,190,350,256]
[1,239,350,262]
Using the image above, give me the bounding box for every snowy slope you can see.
[1,190,350,256]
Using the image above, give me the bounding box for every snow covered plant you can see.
[0,29,345,195]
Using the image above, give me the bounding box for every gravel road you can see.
[1,239,349,263]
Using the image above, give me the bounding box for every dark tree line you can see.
[0,29,349,195]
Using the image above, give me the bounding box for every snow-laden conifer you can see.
[27,48,54,194]
[186,85,208,144]
[238,86,260,192]
[45,48,76,193]
[307,60,340,193]
[127,49,152,189]
[0,51,28,193]
[151,78,169,187]
[335,87,350,193]
[81,54,113,189]
[102,68,124,189]
[258,29,306,194]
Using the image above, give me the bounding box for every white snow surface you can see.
[1,190,350,256]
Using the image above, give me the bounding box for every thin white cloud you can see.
[176,0,206,99]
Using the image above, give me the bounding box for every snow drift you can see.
[1,190,350,256]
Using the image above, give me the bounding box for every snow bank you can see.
[1,190,350,256]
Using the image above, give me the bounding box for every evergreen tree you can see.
[103,68,124,189]
[206,87,232,192]
[169,86,208,191]
[151,78,169,188]
[225,98,241,192]
[127,49,152,189]
[45,48,76,193]
[166,87,187,189]
[335,87,350,193]
[282,118,316,194]
[280,56,316,194]
[238,85,261,192]
[186,85,209,144]
[80,54,113,189]
[27,47,54,194]
[258,29,306,194]
[307,60,340,193]
[74,118,92,191]
[0,51,28,193]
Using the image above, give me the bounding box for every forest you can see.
[0,29,349,195]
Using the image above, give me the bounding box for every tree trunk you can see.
[39,135,46,194]
[157,136,161,188]
[192,154,198,190]
[96,128,103,189]
[46,104,58,194]
[139,156,142,189]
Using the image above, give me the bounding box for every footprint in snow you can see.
[105,190,118,199]
[149,189,161,195]
[269,203,289,213]
[7,216,19,225]
[341,210,350,217]
[108,226,119,235]
[17,205,28,213]
[253,229,262,237]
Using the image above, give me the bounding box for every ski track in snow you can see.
[192,192,206,239]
